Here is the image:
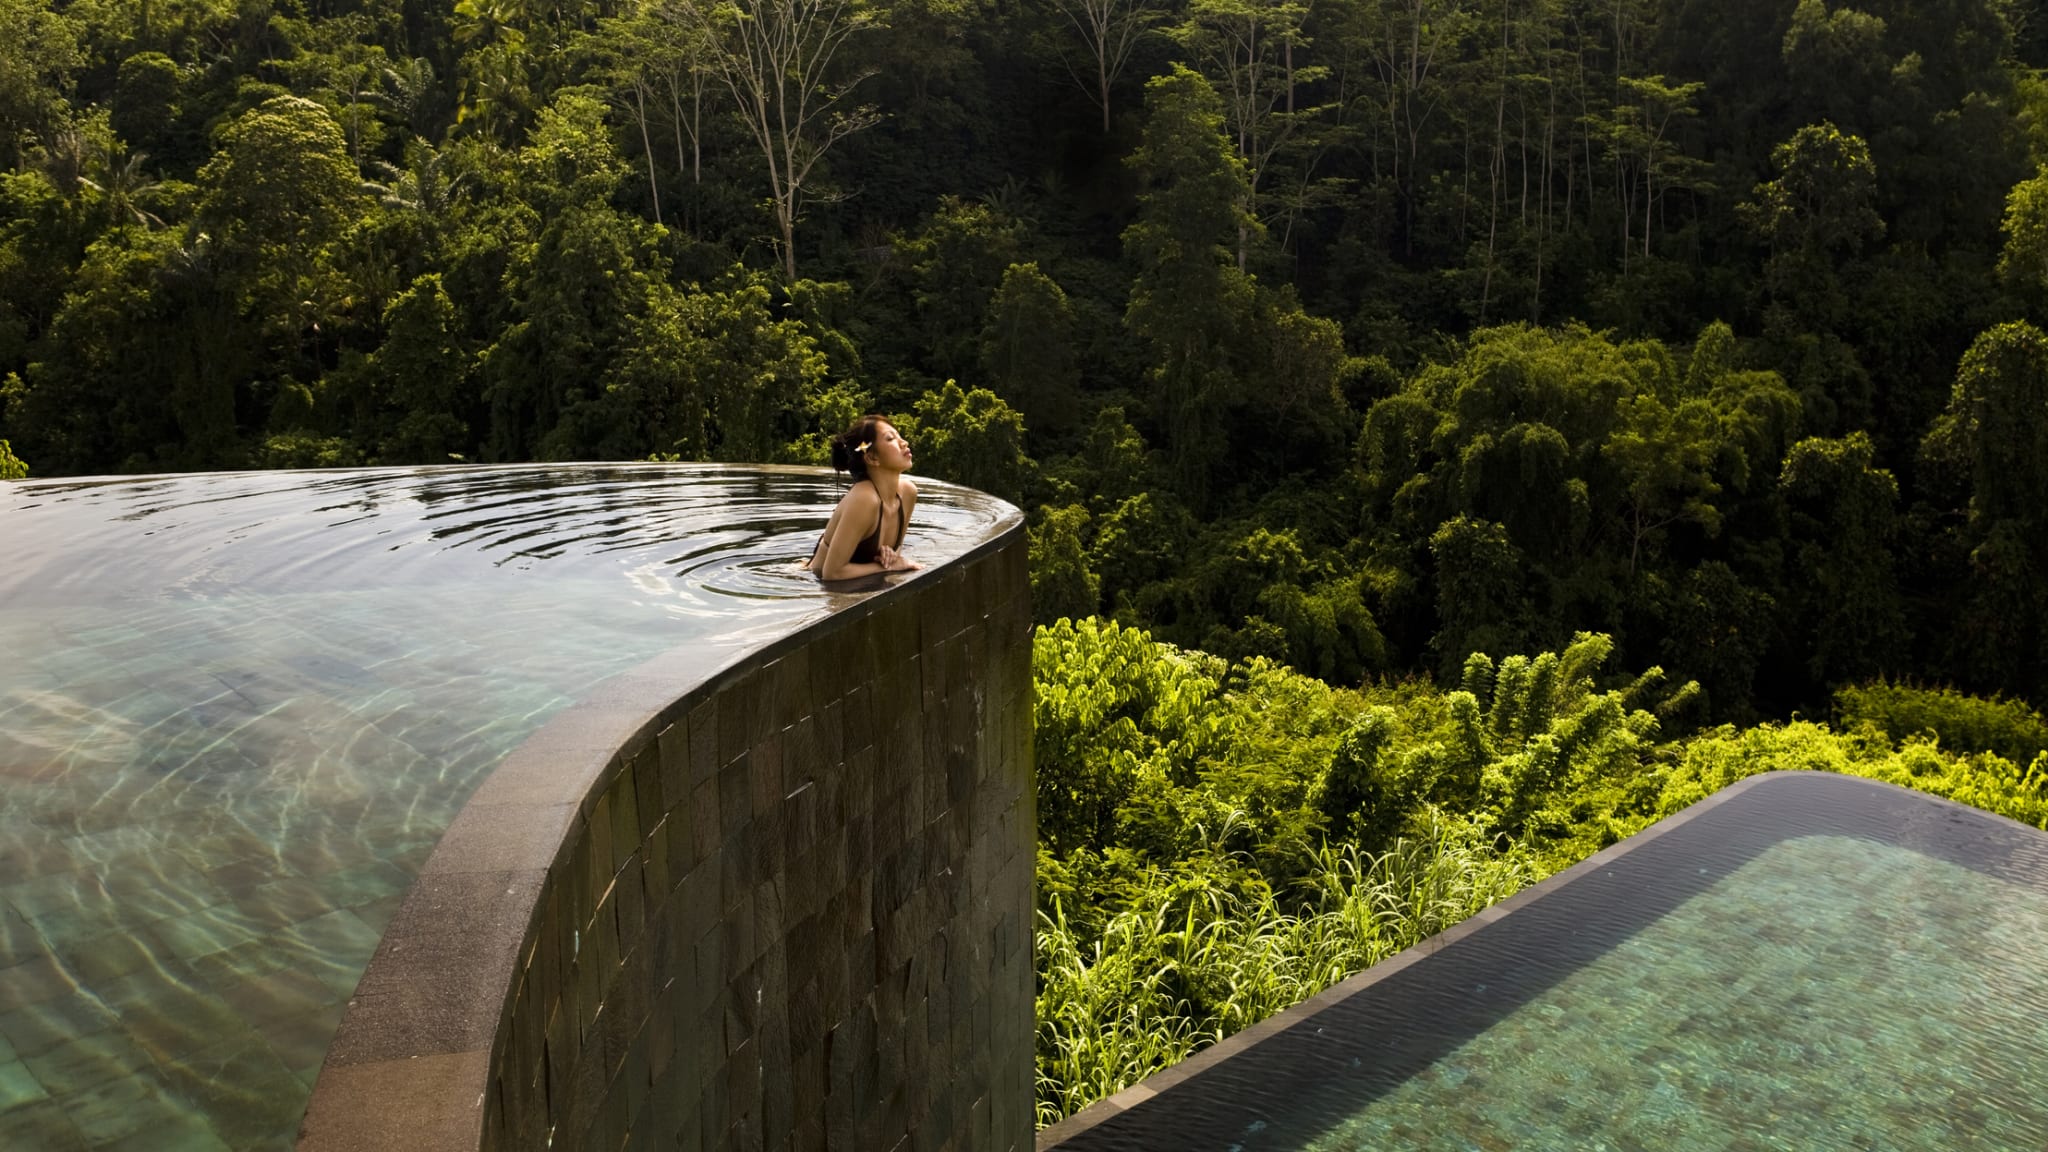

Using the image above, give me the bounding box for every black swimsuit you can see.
[817,483,906,569]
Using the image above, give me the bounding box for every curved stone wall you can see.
[298,523,1033,1152]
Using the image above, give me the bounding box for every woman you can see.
[804,414,921,580]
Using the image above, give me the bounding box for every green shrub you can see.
[1034,814,1529,1127]
[1031,624,2048,1130]
[1835,680,2048,767]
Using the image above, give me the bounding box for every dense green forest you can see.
[6,0,2048,716]
[9,0,2048,1127]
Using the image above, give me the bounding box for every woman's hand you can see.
[878,545,920,572]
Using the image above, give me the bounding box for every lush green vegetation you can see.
[1835,678,2048,766]
[9,0,2048,1129]
[6,0,2048,711]
[1032,619,2048,1124]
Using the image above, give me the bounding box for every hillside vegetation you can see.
[9,0,2048,1128]
[1031,619,2048,1123]
[5,0,2048,712]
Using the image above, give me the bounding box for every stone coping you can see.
[295,491,1024,1152]
[1033,770,2039,1149]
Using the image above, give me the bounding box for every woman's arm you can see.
[873,479,922,572]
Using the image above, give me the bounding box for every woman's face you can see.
[868,421,914,473]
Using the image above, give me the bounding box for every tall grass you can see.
[1034,814,1530,1127]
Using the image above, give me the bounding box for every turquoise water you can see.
[0,465,1004,1151]
[1304,833,2048,1151]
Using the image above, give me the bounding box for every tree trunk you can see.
[636,85,663,226]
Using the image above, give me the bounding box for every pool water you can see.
[1046,773,2048,1152]
[0,465,1002,1151]
[1306,834,2048,1151]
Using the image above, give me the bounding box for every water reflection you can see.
[0,463,1009,1151]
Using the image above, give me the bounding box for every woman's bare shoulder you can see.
[902,477,919,502]
[836,481,882,511]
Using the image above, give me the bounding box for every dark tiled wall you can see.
[485,539,1034,1152]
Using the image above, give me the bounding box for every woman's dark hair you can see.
[828,414,891,482]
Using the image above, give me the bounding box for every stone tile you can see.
[643,816,675,910]
[159,1032,308,1148]
[0,990,118,1057]
[589,794,617,909]
[720,755,754,840]
[657,720,692,822]
[688,696,721,789]
[299,1050,489,1152]
[0,909,47,971]
[0,1057,48,1111]
[350,893,407,937]
[218,964,340,1029]
[327,870,545,1065]
[616,852,647,955]
[422,802,576,877]
[99,1113,229,1152]
[783,648,816,726]
[751,734,786,821]
[632,745,665,850]
[257,1000,343,1077]
[19,1027,159,1098]
[610,769,642,874]
[55,928,184,989]
[689,775,723,868]
[0,956,72,1014]
[718,685,755,768]
[0,1098,86,1150]
[61,1069,188,1146]
[151,903,274,964]
[464,533,1033,1152]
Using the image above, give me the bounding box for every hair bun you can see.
[828,414,885,481]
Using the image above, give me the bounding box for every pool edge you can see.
[1029,769,1989,1150]
[297,493,1035,1152]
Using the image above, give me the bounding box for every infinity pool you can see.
[1045,773,2048,1151]
[0,465,1004,1151]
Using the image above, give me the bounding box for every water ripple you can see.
[0,463,1011,1150]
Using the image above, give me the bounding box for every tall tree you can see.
[0,0,79,169]
[1174,0,1328,267]
[654,0,882,279]
[1740,121,1886,432]
[1124,65,1258,508]
[981,262,1080,435]
[1778,431,1907,687]
[197,96,365,349]
[1922,321,2048,696]
[1046,0,1161,132]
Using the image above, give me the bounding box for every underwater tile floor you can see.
[1302,833,2048,1150]
[1,465,1012,1149]
[0,594,607,1150]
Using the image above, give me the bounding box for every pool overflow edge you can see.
[296,499,1034,1152]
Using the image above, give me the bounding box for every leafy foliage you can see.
[4,2,2048,1128]
[1835,680,2048,769]
[1030,621,2048,1125]
[0,0,2038,728]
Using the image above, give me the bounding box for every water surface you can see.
[1305,833,2048,1150]
[0,464,1004,1150]
[1049,774,2048,1152]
